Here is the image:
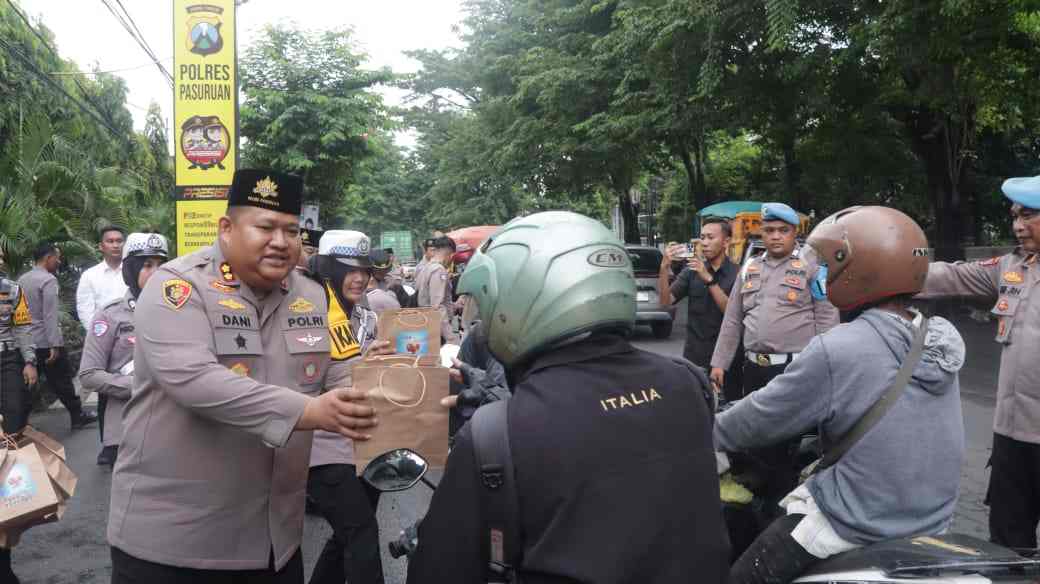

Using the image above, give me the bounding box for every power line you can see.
[0,36,127,142]
[99,0,173,87]
[1,0,130,140]
[47,57,173,76]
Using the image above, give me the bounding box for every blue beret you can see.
[1002,176,1040,210]
[761,202,800,226]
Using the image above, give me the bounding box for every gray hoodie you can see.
[715,309,965,544]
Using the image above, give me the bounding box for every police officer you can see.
[917,176,1040,549]
[415,236,460,344]
[78,233,168,467]
[18,242,96,429]
[366,249,402,313]
[384,248,405,287]
[407,211,729,584]
[298,227,324,272]
[413,238,436,285]
[307,230,386,584]
[659,217,739,394]
[108,170,379,583]
[709,203,839,511]
[0,246,37,436]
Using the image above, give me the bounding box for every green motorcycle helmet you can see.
[457,211,636,368]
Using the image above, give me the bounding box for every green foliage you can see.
[239,25,394,207]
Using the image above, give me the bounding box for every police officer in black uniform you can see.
[406,211,729,584]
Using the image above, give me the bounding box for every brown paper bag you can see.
[377,308,442,357]
[20,426,65,460]
[17,429,77,498]
[353,359,450,474]
[0,443,61,530]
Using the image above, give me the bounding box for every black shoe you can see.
[71,412,98,429]
[96,445,118,467]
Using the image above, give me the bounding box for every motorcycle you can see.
[362,447,1040,582]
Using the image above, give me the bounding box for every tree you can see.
[239,25,395,206]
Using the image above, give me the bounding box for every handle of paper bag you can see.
[377,363,428,408]
[395,309,430,328]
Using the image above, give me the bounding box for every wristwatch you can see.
[705,278,718,287]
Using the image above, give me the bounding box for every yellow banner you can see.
[176,200,228,257]
[173,0,236,202]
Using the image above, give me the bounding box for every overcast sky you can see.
[18,0,464,141]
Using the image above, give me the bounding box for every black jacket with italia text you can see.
[406,334,729,584]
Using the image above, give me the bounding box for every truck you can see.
[380,231,416,263]
[694,201,811,265]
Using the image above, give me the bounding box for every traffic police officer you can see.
[407,212,729,584]
[710,203,839,511]
[307,230,386,584]
[108,170,379,583]
[78,233,168,467]
[917,176,1040,549]
[416,236,460,344]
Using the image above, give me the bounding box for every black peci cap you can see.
[227,169,303,216]
[301,228,324,248]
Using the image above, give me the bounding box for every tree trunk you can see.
[618,190,641,244]
[781,138,805,211]
[676,140,711,211]
[900,105,974,262]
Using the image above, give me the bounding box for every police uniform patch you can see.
[786,290,798,302]
[997,299,1010,312]
[296,332,323,348]
[220,262,235,282]
[162,279,193,309]
[229,362,250,377]
[784,276,802,287]
[211,280,236,294]
[12,295,31,326]
[302,359,320,383]
[744,280,755,290]
[218,298,246,310]
[979,257,1001,267]
[1003,271,1024,284]
[440,272,449,282]
[93,320,110,337]
[128,336,136,345]
[289,297,315,313]
[791,260,804,269]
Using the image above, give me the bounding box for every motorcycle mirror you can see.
[361,449,430,492]
[440,344,461,368]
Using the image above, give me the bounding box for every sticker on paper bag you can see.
[396,331,430,356]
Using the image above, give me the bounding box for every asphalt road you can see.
[11,303,1000,583]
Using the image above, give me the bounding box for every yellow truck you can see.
[694,201,811,265]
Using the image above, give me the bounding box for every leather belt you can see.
[746,350,799,367]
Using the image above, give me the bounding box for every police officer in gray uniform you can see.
[917,176,1040,549]
[78,233,169,467]
[710,203,839,512]
[18,242,95,429]
[416,236,460,344]
[108,170,379,583]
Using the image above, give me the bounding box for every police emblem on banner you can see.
[186,4,225,56]
[180,115,230,170]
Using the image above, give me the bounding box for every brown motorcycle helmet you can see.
[805,206,929,311]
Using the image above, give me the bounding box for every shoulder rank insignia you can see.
[218,298,246,310]
[289,297,315,313]
[219,262,235,282]
[162,279,193,309]
[979,257,1001,267]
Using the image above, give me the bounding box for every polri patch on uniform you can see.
[784,276,802,287]
[786,290,798,302]
[93,320,110,337]
[229,362,250,377]
[978,257,1000,267]
[289,297,315,313]
[162,279,193,309]
[211,280,236,294]
[1003,271,1024,284]
[301,358,321,384]
[218,298,246,310]
[790,260,805,269]
[295,332,324,348]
